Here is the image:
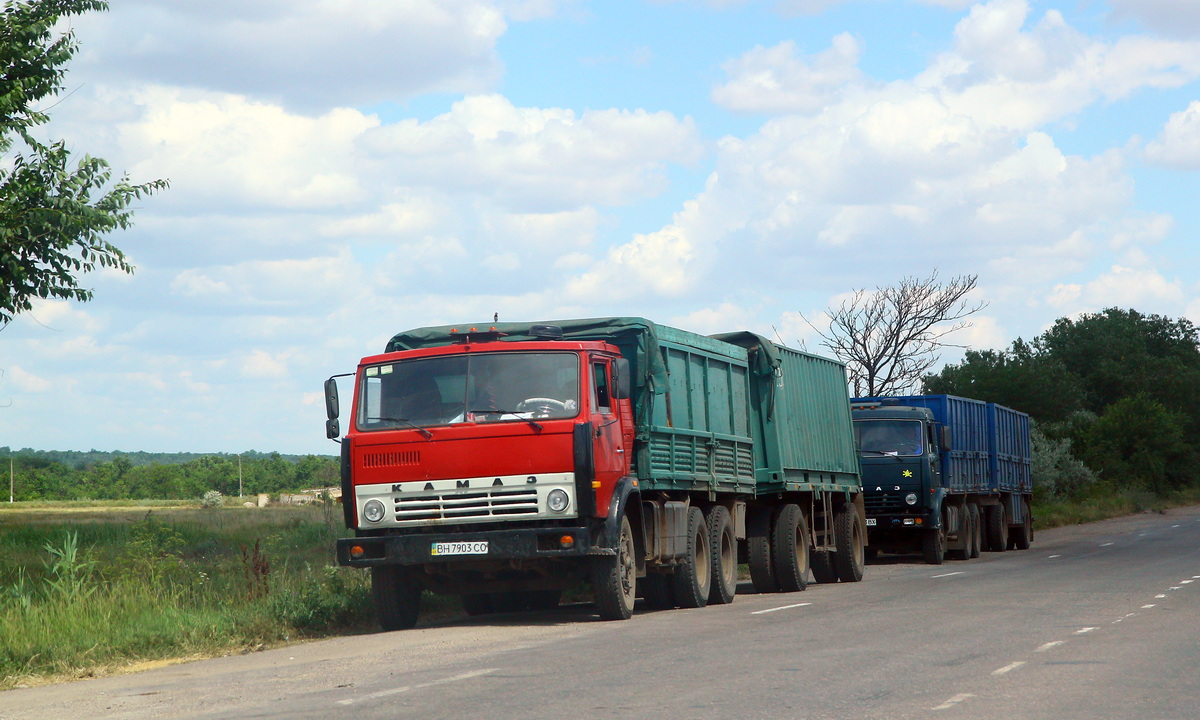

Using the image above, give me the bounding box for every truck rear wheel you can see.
[985,504,1009,552]
[832,503,865,582]
[772,504,809,593]
[747,506,777,593]
[811,549,837,583]
[672,506,712,608]
[1012,498,1033,550]
[371,565,422,631]
[706,505,738,605]
[592,513,637,620]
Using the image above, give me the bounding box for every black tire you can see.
[832,503,865,582]
[461,593,494,616]
[811,550,837,583]
[706,505,738,605]
[772,504,809,593]
[985,504,1009,552]
[968,503,981,559]
[641,572,675,610]
[747,506,777,593]
[1012,498,1033,550]
[922,527,945,565]
[672,506,712,608]
[592,513,637,620]
[371,565,422,631]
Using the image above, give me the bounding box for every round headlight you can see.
[547,488,570,513]
[905,493,918,506]
[363,499,386,523]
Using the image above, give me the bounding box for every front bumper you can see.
[337,524,597,567]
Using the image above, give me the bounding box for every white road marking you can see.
[931,571,964,578]
[1076,627,1096,634]
[1182,580,1195,585]
[751,602,812,615]
[1114,613,1138,623]
[1100,542,1114,547]
[1048,554,1062,559]
[933,693,975,710]
[1156,594,1167,599]
[337,669,497,706]
[992,662,1026,676]
[1142,604,1157,609]
[1169,587,1182,591]
[1036,641,1065,652]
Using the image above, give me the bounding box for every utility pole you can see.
[238,454,243,498]
[9,457,13,503]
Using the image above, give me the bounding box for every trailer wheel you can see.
[371,565,422,631]
[811,550,837,583]
[949,504,970,561]
[833,503,865,582]
[1012,498,1033,550]
[772,504,810,593]
[985,504,1009,552]
[922,527,945,565]
[592,513,636,620]
[671,506,712,608]
[747,506,777,593]
[641,572,675,610]
[706,505,738,605]
[968,503,982,559]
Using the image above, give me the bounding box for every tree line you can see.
[1,449,339,501]
[924,307,1200,499]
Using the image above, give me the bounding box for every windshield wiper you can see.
[861,449,899,456]
[469,408,543,432]
[370,417,433,439]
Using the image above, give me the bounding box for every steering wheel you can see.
[516,397,568,415]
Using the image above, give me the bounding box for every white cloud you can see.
[1109,0,1200,39]
[72,1,508,111]
[241,350,290,379]
[7,366,55,393]
[712,34,864,114]
[1145,100,1200,169]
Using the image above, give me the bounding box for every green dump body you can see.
[386,317,861,499]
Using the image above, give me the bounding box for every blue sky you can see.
[2,0,1199,455]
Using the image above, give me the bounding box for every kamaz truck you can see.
[324,318,865,629]
[850,395,1032,564]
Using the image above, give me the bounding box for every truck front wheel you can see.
[371,565,422,631]
[922,527,945,565]
[592,513,637,620]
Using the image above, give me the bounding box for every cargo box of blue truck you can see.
[850,394,1032,565]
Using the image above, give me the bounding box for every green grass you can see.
[0,503,383,689]
[1033,487,1200,529]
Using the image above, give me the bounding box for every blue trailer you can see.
[850,395,1032,564]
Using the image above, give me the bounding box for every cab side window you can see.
[592,361,611,414]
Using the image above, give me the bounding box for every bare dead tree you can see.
[806,272,986,397]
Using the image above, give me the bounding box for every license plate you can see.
[866,518,877,527]
[431,541,488,556]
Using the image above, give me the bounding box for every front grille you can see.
[393,487,539,522]
[865,492,909,515]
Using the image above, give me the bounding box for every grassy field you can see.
[3,489,1199,690]
[0,500,389,690]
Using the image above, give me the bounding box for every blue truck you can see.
[849,395,1032,565]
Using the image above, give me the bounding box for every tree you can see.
[807,271,986,397]
[0,0,167,326]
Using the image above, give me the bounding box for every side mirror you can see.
[940,425,952,451]
[325,418,341,440]
[613,358,631,400]
[324,377,340,420]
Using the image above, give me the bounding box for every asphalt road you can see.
[3,506,1199,720]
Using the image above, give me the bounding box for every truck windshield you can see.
[855,419,924,457]
[357,352,581,430]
